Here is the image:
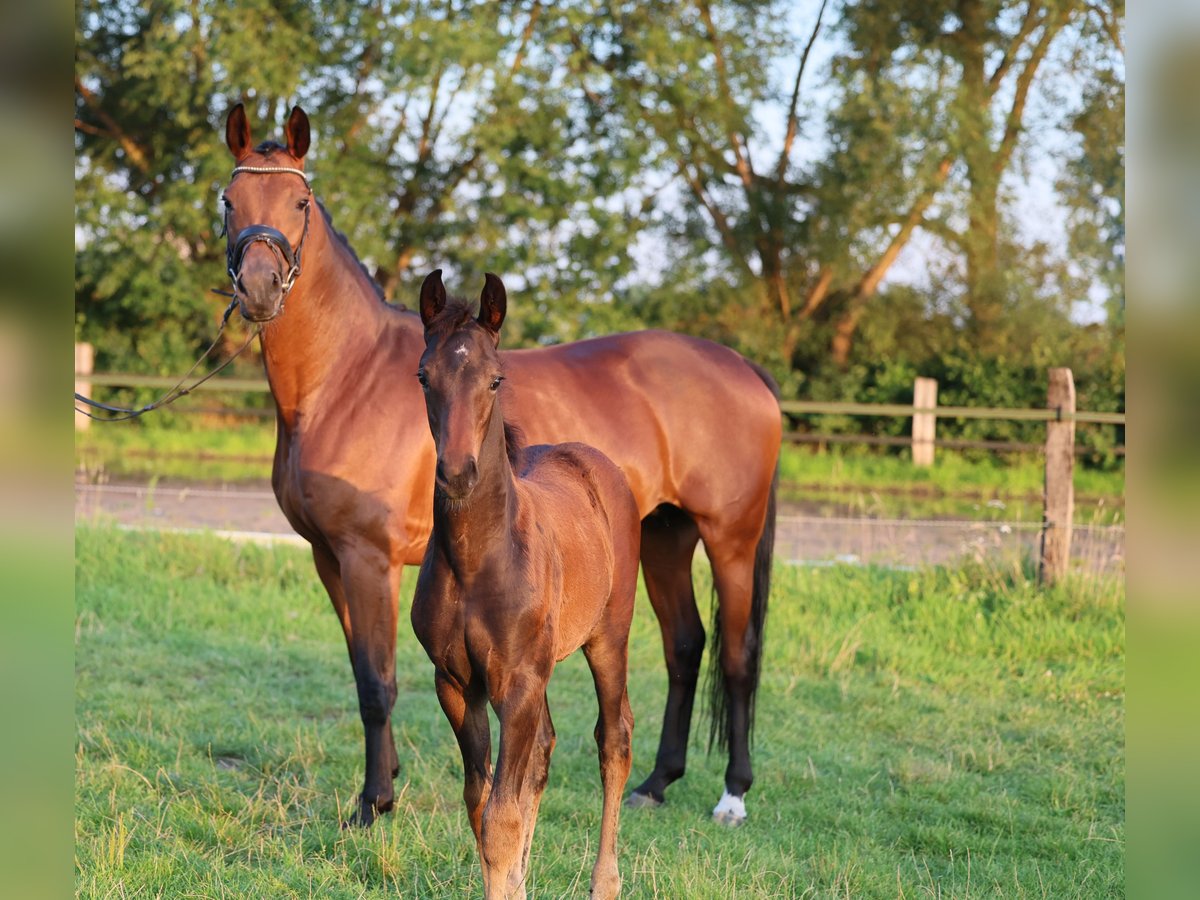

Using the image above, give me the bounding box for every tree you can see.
[74,0,647,375]
[563,0,1124,372]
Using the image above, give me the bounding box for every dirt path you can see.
[75,476,1124,573]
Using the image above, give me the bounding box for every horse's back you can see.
[503,330,780,523]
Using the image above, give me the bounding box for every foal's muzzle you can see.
[436,456,479,500]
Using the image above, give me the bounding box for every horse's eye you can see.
[297,197,310,211]
[490,376,504,391]
[416,371,429,389]
[221,195,233,210]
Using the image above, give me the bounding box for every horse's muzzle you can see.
[232,243,289,322]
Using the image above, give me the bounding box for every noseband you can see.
[224,166,313,313]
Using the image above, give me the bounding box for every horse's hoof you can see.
[341,803,380,829]
[625,791,663,809]
[712,809,746,827]
[711,791,747,826]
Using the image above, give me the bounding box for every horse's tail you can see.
[708,360,780,752]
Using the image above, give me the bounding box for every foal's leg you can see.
[583,629,634,900]
[318,542,401,826]
[516,696,555,886]
[434,672,493,859]
[482,680,550,900]
[628,510,704,806]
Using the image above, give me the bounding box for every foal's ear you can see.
[420,270,447,328]
[284,106,310,161]
[478,273,507,340]
[225,103,252,160]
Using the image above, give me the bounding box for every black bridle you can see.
[223,165,313,315]
[73,165,313,422]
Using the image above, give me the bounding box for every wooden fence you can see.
[75,345,1124,583]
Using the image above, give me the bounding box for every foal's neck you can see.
[434,406,517,581]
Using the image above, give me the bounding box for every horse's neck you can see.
[257,216,409,426]
[434,410,518,580]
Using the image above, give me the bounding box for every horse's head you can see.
[417,270,508,501]
[221,103,314,323]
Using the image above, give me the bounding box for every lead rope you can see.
[74,296,262,422]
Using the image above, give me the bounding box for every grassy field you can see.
[76,423,1125,523]
[75,527,1123,897]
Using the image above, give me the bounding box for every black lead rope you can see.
[74,296,262,422]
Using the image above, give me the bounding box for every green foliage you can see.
[76,527,1124,896]
[75,0,651,376]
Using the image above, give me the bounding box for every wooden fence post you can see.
[75,342,94,431]
[912,376,938,467]
[1039,367,1075,585]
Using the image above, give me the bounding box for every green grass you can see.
[75,422,275,482]
[75,527,1123,897]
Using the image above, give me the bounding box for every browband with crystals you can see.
[230,165,312,183]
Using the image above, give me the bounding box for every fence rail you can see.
[81,372,1127,426]
[780,400,1125,426]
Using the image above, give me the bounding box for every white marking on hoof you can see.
[712,790,747,826]
[625,791,663,809]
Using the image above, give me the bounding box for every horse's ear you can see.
[226,103,252,160]
[284,105,310,160]
[478,273,507,339]
[420,270,447,328]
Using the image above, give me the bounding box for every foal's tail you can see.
[708,360,779,752]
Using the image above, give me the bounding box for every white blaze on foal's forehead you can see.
[445,333,475,370]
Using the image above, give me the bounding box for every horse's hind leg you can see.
[315,542,401,826]
[434,672,492,860]
[584,627,635,900]
[698,532,761,826]
[628,508,703,806]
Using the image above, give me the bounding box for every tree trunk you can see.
[958,0,1004,355]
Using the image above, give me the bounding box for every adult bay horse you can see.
[220,103,781,826]
[411,274,639,899]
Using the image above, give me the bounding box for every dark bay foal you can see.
[410,272,641,899]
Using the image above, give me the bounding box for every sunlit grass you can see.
[76,527,1123,897]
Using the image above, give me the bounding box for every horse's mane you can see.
[503,422,525,472]
[427,298,524,471]
[315,201,394,306]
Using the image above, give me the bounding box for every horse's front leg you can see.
[434,670,493,857]
[315,541,402,826]
[482,679,551,900]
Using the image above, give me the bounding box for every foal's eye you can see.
[490,376,504,391]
